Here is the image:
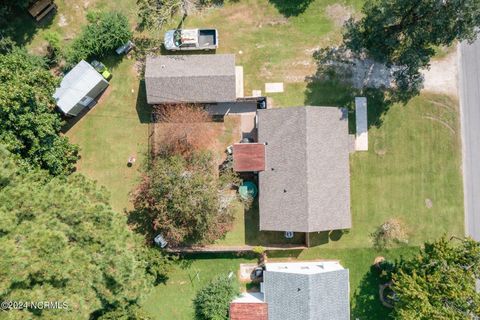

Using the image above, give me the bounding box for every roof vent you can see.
[161,64,166,68]
[283,189,287,193]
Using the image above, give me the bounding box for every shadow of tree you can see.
[2,7,55,46]
[268,0,314,17]
[352,265,392,319]
[127,207,155,243]
[305,50,393,129]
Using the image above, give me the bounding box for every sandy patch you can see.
[239,263,257,282]
[421,49,458,97]
[325,4,353,27]
[58,14,68,27]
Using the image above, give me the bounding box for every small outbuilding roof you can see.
[145,54,237,104]
[233,143,266,172]
[230,292,268,320]
[257,106,351,233]
[53,60,108,115]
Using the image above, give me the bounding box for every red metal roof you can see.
[229,302,268,320]
[233,143,266,172]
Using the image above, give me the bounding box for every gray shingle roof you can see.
[145,54,237,104]
[258,106,351,233]
[264,267,350,320]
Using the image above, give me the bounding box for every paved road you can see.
[459,40,480,241]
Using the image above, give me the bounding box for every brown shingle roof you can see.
[145,54,237,104]
[229,302,268,320]
[233,143,266,172]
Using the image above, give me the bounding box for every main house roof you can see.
[257,106,352,233]
[263,261,350,320]
[145,54,237,104]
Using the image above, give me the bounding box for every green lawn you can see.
[185,0,465,249]
[16,0,147,212]
[15,0,465,318]
[65,57,150,212]
[218,92,464,249]
[141,247,418,320]
[185,0,363,102]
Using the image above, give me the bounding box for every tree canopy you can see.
[0,44,79,176]
[132,151,235,246]
[67,11,132,65]
[193,275,239,320]
[344,0,480,96]
[389,237,480,319]
[0,146,168,319]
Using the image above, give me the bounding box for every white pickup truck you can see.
[164,29,218,51]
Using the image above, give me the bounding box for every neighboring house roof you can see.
[233,143,266,172]
[257,106,351,233]
[53,60,108,115]
[230,293,268,320]
[263,261,350,320]
[145,54,237,104]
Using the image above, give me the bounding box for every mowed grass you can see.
[17,0,145,212]
[305,92,464,249]
[65,58,150,212]
[16,1,465,318]
[347,93,464,247]
[141,253,256,320]
[141,247,418,320]
[184,0,465,249]
[184,0,363,103]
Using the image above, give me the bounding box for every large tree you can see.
[344,0,480,95]
[0,146,167,319]
[0,0,31,27]
[389,237,480,318]
[0,43,79,176]
[132,151,235,246]
[67,11,132,65]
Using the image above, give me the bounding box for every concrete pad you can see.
[355,97,368,151]
[265,82,284,93]
[241,112,256,140]
[235,66,244,98]
[252,90,262,97]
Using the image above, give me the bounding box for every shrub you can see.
[67,11,132,65]
[194,275,239,320]
[371,218,408,250]
[43,31,62,66]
